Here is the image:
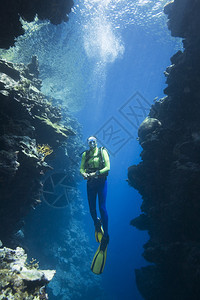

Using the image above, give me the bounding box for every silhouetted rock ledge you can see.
[0,245,55,299]
[128,1,200,299]
[0,0,74,49]
[0,57,75,245]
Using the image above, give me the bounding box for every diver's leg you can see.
[98,178,109,237]
[87,180,98,224]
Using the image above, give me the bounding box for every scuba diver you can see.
[80,136,110,274]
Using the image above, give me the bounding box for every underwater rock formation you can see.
[0,245,55,299]
[0,57,75,245]
[0,0,74,49]
[128,0,200,299]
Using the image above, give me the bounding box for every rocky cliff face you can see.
[128,0,200,299]
[0,57,75,246]
[0,0,74,49]
[0,244,55,299]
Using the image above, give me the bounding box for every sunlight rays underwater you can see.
[0,0,178,114]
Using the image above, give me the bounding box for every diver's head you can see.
[87,136,97,150]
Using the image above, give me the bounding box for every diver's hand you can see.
[82,172,89,180]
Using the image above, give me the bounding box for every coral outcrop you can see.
[0,57,75,245]
[0,0,74,49]
[0,245,55,299]
[128,0,200,299]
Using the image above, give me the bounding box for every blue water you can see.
[4,0,183,299]
[73,2,181,299]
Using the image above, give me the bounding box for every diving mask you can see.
[88,136,97,149]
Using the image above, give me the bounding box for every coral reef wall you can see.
[0,0,74,49]
[128,0,200,299]
[0,245,55,299]
[0,57,75,245]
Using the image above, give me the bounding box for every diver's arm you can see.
[80,152,88,179]
[99,149,110,175]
